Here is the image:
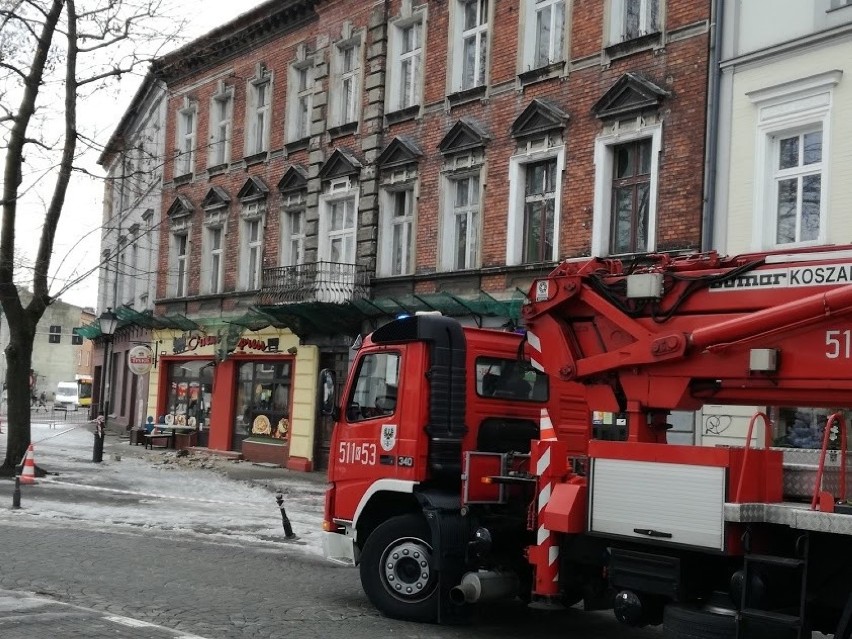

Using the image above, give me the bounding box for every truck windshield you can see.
[346,352,400,422]
[476,357,548,401]
[57,387,76,398]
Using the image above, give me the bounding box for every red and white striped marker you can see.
[528,437,567,602]
[20,444,36,485]
[539,408,556,441]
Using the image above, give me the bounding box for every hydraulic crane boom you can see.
[523,245,852,442]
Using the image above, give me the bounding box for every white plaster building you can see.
[94,74,167,430]
[702,0,852,446]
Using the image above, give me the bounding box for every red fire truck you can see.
[322,245,852,638]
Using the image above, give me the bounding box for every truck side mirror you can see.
[319,368,337,416]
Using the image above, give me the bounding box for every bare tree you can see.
[0,0,181,474]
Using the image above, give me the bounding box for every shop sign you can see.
[128,345,154,376]
[173,333,220,355]
[234,337,268,352]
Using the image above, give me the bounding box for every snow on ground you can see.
[0,422,326,556]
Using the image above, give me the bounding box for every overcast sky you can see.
[30,0,269,310]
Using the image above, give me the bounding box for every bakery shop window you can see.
[233,360,292,450]
[166,360,213,428]
[345,352,400,422]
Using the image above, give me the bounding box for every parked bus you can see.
[76,375,92,409]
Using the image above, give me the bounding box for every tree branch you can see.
[30,0,78,313]
[0,0,64,324]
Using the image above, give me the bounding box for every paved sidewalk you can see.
[102,428,329,491]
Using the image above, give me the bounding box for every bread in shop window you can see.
[252,414,271,435]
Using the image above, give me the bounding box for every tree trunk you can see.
[1,319,36,475]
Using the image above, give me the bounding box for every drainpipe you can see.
[701,0,725,252]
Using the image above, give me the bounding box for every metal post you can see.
[12,477,20,509]
[275,493,296,539]
[93,336,110,463]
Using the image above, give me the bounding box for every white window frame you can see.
[239,208,265,291]
[318,179,359,264]
[748,71,839,251]
[280,194,306,267]
[204,225,225,294]
[288,62,314,142]
[451,0,490,93]
[521,0,566,71]
[128,243,138,304]
[172,233,189,297]
[175,101,197,176]
[333,40,361,127]
[209,86,233,166]
[591,122,661,256]
[440,172,482,271]
[387,16,424,112]
[607,0,660,45]
[247,75,271,156]
[506,140,565,265]
[379,186,417,277]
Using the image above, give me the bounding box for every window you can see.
[507,141,565,265]
[176,101,197,176]
[771,130,823,245]
[71,328,83,346]
[281,205,305,267]
[128,243,138,304]
[234,361,292,450]
[345,352,400,422]
[388,20,423,112]
[609,0,659,43]
[205,226,224,294]
[610,139,652,254]
[288,63,313,142]
[592,122,661,256]
[248,78,271,156]
[333,43,360,127]
[173,233,188,297]
[241,218,263,290]
[523,0,565,70]
[748,71,838,250]
[48,325,61,344]
[166,360,213,430]
[379,188,415,276]
[452,0,489,92]
[523,159,557,263]
[476,357,548,402]
[443,175,480,270]
[210,87,233,166]
[326,197,357,264]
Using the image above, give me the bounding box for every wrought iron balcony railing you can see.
[260,261,370,305]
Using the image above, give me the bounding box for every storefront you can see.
[148,326,319,470]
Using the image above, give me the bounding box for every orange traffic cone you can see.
[20,444,36,485]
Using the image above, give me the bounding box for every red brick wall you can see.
[154,0,711,309]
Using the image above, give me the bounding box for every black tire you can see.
[359,513,439,622]
[663,603,736,639]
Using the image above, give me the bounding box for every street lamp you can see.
[94,307,118,463]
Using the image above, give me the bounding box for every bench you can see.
[144,431,175,450]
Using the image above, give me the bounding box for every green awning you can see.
[257,290,525,338]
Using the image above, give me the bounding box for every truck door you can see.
[331,348,408,520]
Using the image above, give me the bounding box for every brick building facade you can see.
[110,0,711,469]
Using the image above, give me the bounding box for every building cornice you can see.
[152,0,319,84]
[721,22,852,71]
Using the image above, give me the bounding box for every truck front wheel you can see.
[359,513,439,622]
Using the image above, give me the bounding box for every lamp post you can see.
[94,308,118,463]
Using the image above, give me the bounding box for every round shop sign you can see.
[127,345,154,376]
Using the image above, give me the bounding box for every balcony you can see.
[259,261,370,305]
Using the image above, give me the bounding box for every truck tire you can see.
[359,513,439,622]
[663,603,736,639]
